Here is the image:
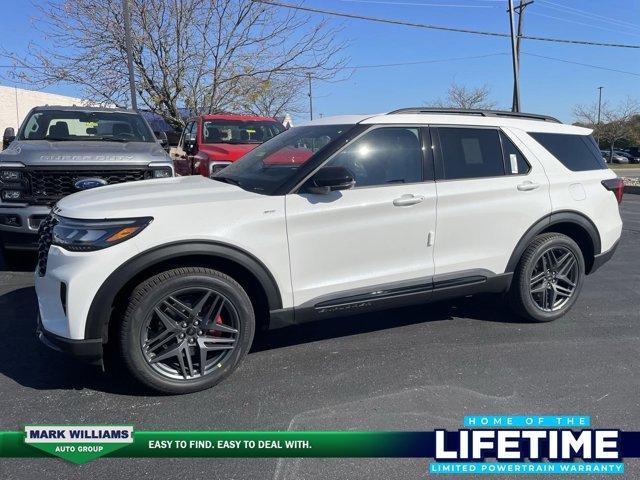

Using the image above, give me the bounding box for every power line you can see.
[346,52,507,69]
[529,11,640,39]
[522,52,640,77]
[538,0,640,31]
[253,0,640,48]
[338,0,497,8]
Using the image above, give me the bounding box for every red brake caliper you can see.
[210,314,223,337]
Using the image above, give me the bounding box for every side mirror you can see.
[155,131,169,152]
[3,127,15,150]
[184,136,196,155]
[304,166,355,194]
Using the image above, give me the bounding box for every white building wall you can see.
[0,85,84,132]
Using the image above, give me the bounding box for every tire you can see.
[119,267,255,394]
[509,233,585,322]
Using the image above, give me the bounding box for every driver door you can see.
[172,121,196,176]
[285,126,437,309]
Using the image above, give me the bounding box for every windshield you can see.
[19,110,156,143]
[202,120,284,145]
[214,124,353,194]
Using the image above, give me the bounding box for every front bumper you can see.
[0,205,51,249]
[36,314,103,365]
[35,240,139,341]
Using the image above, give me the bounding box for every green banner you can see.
[1,429,422,463]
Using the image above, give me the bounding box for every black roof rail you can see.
[387,107,561,123]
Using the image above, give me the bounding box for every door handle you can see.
[517,181,540,191]
[393,194,425,207]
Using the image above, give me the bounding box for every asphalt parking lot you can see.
[1,196,639,480]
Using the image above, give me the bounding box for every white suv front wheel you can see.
[509,233,585,322]
[119,267,255,394]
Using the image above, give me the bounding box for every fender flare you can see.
[84,240,283,340]
[505,210,601,274]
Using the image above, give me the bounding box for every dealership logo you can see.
[430,415,624,475]
[74,177,108,190]
[24,425,133,464]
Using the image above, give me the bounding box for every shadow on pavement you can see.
[0,250,37,272]
[252,294,527,353]
[0,286,148,396]
[0,284,525,395]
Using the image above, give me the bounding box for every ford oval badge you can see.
[74,178,108,190]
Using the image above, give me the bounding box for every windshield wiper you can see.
[90,136,129,142]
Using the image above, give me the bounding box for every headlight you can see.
[153,168,172,178]
[1,170,21,181]
[1,190,22,200]
[52,216,153,251]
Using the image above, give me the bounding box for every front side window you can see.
[325,127,423,187]
[214,124,352,194]
[438,127,505,180]
[529,132,606,171]
[202,120,284,145]
[19,110,155,143]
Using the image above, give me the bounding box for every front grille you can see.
[24,168,152,205]
[37,214,58,277]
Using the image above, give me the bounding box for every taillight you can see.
[601,178,624,204]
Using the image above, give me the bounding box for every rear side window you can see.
[437,127,505,180]
[500,132,530,175]
[529,132,606,171]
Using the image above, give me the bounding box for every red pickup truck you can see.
[171,114,285,177]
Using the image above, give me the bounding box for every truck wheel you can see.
[119,267,255,394]
[509,233,585,322]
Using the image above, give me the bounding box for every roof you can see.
[198,113,280,122]
[300,109,592,135]
[31,105,136,114]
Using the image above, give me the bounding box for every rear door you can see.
[432,126,551,276]
[286,126,437,307]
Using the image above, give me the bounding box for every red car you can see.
[171,114,285,177]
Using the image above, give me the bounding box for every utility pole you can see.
[307,73,313,121]
[511,0,533,111]
[122,0,138,111]
[596,86,603,147]
[507,0,521,112]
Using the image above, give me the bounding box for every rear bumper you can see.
[590,239,619,274]
[36,314,103,365]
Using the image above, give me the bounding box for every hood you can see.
[199,142,260,161]
[56,175,261,219]
[0,140,170,166]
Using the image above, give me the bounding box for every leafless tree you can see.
[235,76,306,117]
[1,0,347,129]
[574,97,640,153]
[430,81,497,110]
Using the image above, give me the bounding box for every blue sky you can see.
[2,0,639,123]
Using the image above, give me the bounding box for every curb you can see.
[624,185,640,195]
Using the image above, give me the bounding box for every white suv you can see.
[35,108,623,394]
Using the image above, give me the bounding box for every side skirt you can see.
[268,271,513,329]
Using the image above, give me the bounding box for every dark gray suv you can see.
[0,106,173,261]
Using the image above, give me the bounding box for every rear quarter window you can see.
[528,132,606,171]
